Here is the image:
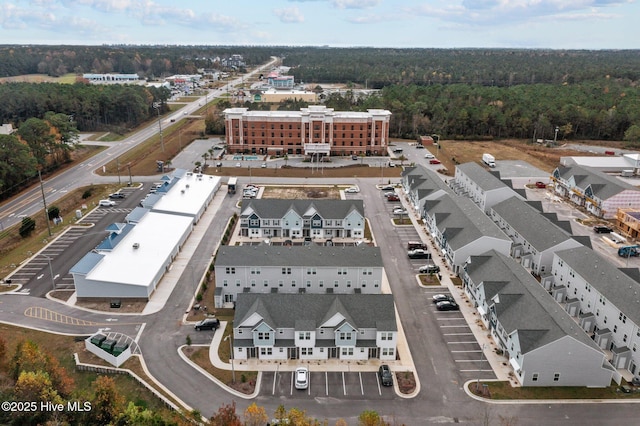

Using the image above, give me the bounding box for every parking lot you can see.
[260,369,394,399]
[422,288,496,382]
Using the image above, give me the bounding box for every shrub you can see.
[82,189,93,199]
[47,206,60,220]
[19,216,36,238]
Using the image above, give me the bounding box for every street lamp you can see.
[476,343,487,393]
[41,254,55,290]
[224,335,235,383]
[152,102,165,153]
[554,126,559,145]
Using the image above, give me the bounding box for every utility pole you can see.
[153,102,165,152]
[127,163,133,186]
[116,158,121,185]
[39,170,52,237]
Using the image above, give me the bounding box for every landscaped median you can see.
[466,380,640,401]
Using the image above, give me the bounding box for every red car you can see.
[387,195,400,201]
[535,181,546,188]
[429,159,441,165]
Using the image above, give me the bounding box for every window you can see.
[624,334,628,343]
[249,219,259,226]
[382,348,395,357]
[291,280,296,287]
[338,268,348,275]
[614,325,618,333]
[339,332,352,341]
[225,267,236,274]
[532,373,539,382]
[307,268,317,275]
[257,332,269,340]
[380,332,393,340]
[299,332,311,340]
[301,348,312,356]
[620,313,627,323]
[278,280,283,287]
[251,280,256,287]
[346,280,352,288]
[223,280,228,287]
[334,280,339,287]
[282,267,291,275]
[251,267,260,275]
[342,347,354,356]
[236,279,241,287]
[260,348,273,356]
[263,280,268,287]
[553,373,560,382]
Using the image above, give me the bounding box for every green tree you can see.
[358,410,389,426]
[90,375,125,426]
[17,117,53,168]
[624,124,640,143]
[19,216,36,238]
[47,205,60,220]
[0,134,37,198]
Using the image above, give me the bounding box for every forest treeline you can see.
[3,45,640,87]
[0,82,169,133]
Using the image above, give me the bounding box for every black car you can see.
[378,364,393,386]
[593,225,613,233]
[380,185,395,191]
[436,300,460,311]
[194,318,220,331]
[109,192,126,199]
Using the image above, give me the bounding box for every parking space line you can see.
[447,341,478,344]
[451,350,482,353]
[436,318,466,321]
[359,372,364,395]
[342,371,346,395]
[440,325,471,328]
[443,332,474,336]
[455,360,484,363]
[460,369,494,372]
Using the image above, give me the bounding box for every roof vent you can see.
[133,243,140,249]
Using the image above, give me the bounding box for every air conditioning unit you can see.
[132,243,140,249]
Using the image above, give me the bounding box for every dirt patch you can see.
[419,274,441,286]
[262,186,342,199]
[74,299,147,313]
[395,371,417,394]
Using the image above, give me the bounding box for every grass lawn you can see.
[472,380,640,400]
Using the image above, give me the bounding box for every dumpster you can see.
[100,339,117,353]
[90,334,107,346]
[112,342,129,357]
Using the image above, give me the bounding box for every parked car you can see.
[429,159,441,164]
[436,300,460,311]
[380,185,395,191]
[407,241,428,250]
[194,318,220,331]
[419,264,440,274]
[109,192,125,199]
[593,225,613,233]
[283,239,293,246]
[261,162,267,168]
[408,249,431,259]
[415,144,424,149]
[535,181,547,188]
[387,195,400,202]
[393,208,407,215]
[424,153,435,159]
[388,162,396,167]
[384,191,396,198]
[432,294,454,303]
[345,186,360,193]
[351,154,359,160]
[295,367,309,390]
[98,199,115,207]
[378,364,393,387]
[235,162,241,168]
[216,162,223,167]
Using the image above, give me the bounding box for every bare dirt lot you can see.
[261,186,342,199]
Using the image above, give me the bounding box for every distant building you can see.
[0,123,14,135]
[223,105,391,157]
[82,73,140,84]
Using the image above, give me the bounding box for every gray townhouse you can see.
[552,164,640,219]
[213,245,383,307]
[489,196,585,276]
[549,246,640,380]
[463,250,615,387]
[452,162,525,213]
[422,194,512,275]
[401,165,453,213]
[232,293,397,361]
[239,199,365,240]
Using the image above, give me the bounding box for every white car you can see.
[261,163,267,168]
[295,367,309,390]
[235,162,242,168]
[345,186,359,193]
[98,199,115,207]
[424,153,435,159]
[393,208,407,215]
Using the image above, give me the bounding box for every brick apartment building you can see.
[223,105,391,157]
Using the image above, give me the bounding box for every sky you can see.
[0,0,638,49]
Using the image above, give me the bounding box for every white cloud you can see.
[274,6,304,23]
[407,0,632,26]
[331,0,380,9]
